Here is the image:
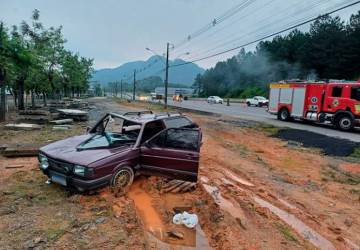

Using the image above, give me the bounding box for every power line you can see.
[170,0,360,68]
[172,0,256,51]
[173,0,274,58]
[185,0,333,61]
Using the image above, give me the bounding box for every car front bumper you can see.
[40,167,112,192]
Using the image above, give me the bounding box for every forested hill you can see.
[92,55,205,86]
[194,12,360,98]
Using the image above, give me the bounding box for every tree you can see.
[195,12,360,98]
[0,22,11,121]
[346,11,360,79]
[0,9,93,119]
[9,25,35,110]
[94,83,103,96]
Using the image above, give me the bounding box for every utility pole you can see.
[115,81,118,97]
[164,42,170,109]
[120,79,123,99]
[133,70,136,101]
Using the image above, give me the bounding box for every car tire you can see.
[246,102,251,106]
[277,108,291,121]
[334,113,354,131]
[111,166,134,193]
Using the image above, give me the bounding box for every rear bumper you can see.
[41,168,112,191]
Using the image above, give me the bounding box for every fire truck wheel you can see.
[335,114,354,131]
[278,108,291,121]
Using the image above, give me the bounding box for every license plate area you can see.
[51,173,67,186]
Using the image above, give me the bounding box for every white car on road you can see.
[207,96,223,104]
[246,96,269,107]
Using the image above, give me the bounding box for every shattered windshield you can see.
[78,115,141,150]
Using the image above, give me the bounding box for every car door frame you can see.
[139,127,201,182]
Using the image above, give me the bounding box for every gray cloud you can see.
[0,0,357,69]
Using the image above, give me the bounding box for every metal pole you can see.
[133,70,136,101]
[164,42,169,109]
[120,79,123,99]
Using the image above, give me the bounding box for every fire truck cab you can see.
[268,80,360,131]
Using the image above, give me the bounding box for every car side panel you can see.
[89,147,140,178]
[141,146,199,172]
[139,128,200,182]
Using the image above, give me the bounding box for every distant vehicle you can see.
[268,80,360,131]
[246,96,269,107]
[207,96,223,104]
[38,111,202,192]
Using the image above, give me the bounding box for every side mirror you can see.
[86,126,91,134]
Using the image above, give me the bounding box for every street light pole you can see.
[120,79,123,99]
[133,70,136,101]
[164,42,170,109]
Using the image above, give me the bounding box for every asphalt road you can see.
[165,99,360,142]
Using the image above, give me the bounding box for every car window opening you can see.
[79,115,141,150]
[149,128,199,151]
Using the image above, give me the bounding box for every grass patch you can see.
[46,228,66,241]
[255,124,282,135]
[0,124,86,146]
[322,164,360,185]
[349,188,360,195]
[350,147,360,159]
[349,189,360,200]
[230,143,249,156]
[276,223,298,242]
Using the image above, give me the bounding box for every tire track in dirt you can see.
[196,115,360,250]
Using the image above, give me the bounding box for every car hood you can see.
[40,134,132,166]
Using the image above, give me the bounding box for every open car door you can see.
[140,128,201,182]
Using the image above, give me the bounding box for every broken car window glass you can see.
[163,117,193,128]
[164,129,199,151]
[79,115,141,149]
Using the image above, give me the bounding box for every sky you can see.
[0,0,359,70]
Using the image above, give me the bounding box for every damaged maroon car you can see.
[38,111,202,192]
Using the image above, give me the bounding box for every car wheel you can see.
[277,108,291,121]
[246,102,251,106]
[335,113,354,131]
[111,166,134,193]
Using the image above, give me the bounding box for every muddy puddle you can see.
[253,196,335,250]
[128,178,211,249]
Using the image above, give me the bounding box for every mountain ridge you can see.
[92,55,205,86]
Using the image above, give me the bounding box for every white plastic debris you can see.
[172,211,198,228]
[172,213,183,225]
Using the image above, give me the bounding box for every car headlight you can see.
[74,165,86,176]
[39,154,49,170]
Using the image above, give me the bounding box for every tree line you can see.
[106,76,188,97]
[0,10,93,121]
[193,12,360,98]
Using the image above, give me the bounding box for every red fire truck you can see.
[268,80,360,131]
